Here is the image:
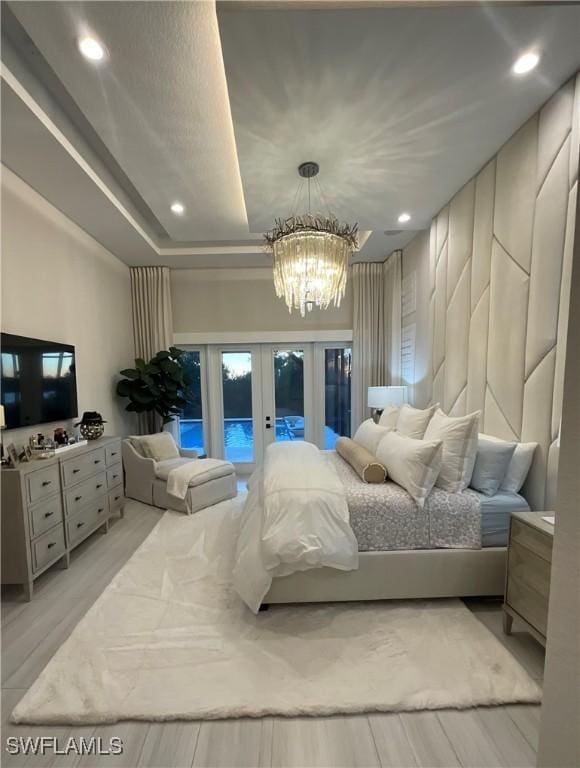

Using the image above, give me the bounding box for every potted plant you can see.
[116,347,193,433]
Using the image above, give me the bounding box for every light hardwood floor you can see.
[1,501,545,768]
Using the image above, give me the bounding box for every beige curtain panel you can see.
[384,250,402,385]
[129,266,174,434]
[352,262,386,431]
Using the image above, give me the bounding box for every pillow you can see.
[335,437,387,484]
[353,419,390,455]
[395,403,438,439]
[134,432,180,462]
[479,434,538,493]
[423,408,480,492]
[376,431,442,508]
[470,435,517,496]
[378,405,399,430]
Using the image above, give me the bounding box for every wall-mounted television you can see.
[1,333,78,430]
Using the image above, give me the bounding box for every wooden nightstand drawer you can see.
[508,542,551,599]
[511,519,552,563]
[105,443,121,466]
[61,448,106,487]
[67,498,108,548]
[106,465,123,489]
[506,573,549,637]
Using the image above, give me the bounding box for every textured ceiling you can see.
[218,4,580,242]
[1,1,580,266]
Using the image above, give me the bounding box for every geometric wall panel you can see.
[471,159,495,311]
[536,79,574,190]
[487,238,529,437]
[446,180,475,303]
[525,135,571,378]
[401,73,580,509]
[494,115,538,274]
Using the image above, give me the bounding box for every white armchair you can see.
[122,435,236,513]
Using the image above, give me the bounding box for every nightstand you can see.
[503,511,554,647]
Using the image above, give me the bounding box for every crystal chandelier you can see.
[264,162,358,317]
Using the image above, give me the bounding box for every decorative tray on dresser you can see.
[503,510,554,647]
[1,436,124,601]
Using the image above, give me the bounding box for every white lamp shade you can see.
[367,386,408,409]
[0,405,5,429]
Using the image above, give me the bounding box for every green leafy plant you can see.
[116,347,193,430]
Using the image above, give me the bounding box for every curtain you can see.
[130,267,174,433]
[384,250,402,385]
[352,262,385,431]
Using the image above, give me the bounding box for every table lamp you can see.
[367,386,408,423]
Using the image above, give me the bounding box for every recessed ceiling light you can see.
[78,36,105,62]
[398,212,411,224]
[512,51,540,76]
[170,202,185,216]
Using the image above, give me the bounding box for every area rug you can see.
[12,494,541,725]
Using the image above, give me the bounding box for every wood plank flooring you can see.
[1,501,545,768]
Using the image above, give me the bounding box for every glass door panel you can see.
[222,350,255,463]
[323,346,352,449]
[273,350,305,443]
[179,350,205,454]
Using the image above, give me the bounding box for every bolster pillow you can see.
[336,436,387,484]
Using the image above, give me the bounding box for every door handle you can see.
[265,423,272,429]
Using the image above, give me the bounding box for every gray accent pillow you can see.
[471,435,517,496]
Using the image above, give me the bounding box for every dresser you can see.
[503,511,554,647]
[1,436,124,600]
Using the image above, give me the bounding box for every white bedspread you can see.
[233,442,359,612]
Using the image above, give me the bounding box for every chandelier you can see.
[264,162,358,317]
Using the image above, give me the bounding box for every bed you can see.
[260,450,529,607]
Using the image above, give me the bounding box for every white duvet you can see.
[233,441,359,613]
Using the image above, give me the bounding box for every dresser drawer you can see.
[506,573,549,637]
[29,495,64,539]
[67,498,109,548]
[105,443,121,467]
[32,524,66,573]
[64,472,107,517]
[510,519,552,563]
[27,465,60,504]
[61,448,106,487]
[108,487,124,514]
[106,464,123,489]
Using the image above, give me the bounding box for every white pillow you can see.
[376,431,443,508]
[395,403,437,439]
[423,408,480,492]
[470,435,516,496]
[479,434,538,493]
[353,419,390,455]
[135,432,180,462]
[378,405,399,430]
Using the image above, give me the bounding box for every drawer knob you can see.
[77,522,84,529]
[114,496,120,501]
[112,475,118,480]
[94,459,101,464]
[44,511,55,518]
[73,468,80,474]
[98,507,104,514]
[75,495,82,502]
[42,480,52,487]
[96,484,103,489]
[47,542,56,549]
[111,452,117,457]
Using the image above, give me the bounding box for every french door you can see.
[179,342,351,472]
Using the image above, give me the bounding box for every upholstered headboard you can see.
[401,73,579,511]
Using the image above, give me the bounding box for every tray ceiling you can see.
[2,1,580,267]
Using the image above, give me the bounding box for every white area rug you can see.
[12,495,541,725]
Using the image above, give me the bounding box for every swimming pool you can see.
[179,418,340,462]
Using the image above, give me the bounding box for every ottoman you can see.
[153,458,237,514]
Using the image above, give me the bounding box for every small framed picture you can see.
[19,447,29,463]
[25,445,33,461]
[7,443,19,467]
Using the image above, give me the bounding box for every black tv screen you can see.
[1,333,78,429]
